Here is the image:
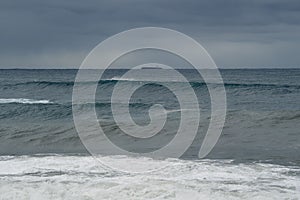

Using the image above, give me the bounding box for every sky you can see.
[1,0,300,68]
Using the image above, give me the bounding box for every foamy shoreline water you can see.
[0,155,299,200]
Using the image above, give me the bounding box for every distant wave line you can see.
[1,78,300,89]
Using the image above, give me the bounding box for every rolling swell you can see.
[0,99,174,120]
[2,79,300,89]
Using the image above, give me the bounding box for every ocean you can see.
[0,69,299,199]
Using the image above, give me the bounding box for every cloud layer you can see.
[1,0,300,68]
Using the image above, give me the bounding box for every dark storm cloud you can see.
[0,0,300,68]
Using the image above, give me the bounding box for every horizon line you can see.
[0,67,300,70]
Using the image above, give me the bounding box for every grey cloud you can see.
[0,0,300,68]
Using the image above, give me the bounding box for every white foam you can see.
[0,155,299,200]
[0,98,52,104]
[109,77,137,81]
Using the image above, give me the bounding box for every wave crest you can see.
[0,98,52,104]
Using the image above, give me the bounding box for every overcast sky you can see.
[1,0,300,68]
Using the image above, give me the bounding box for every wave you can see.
[10,81,75,87]
[191,82,300,89]
[109,76,137,81]
[3,79,300,90]
[225,110,300,130]
[0,102,177,120]
[0,98,53,104]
